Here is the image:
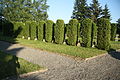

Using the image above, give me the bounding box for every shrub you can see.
[111,23,117,41]
[37,21,45,41]
[2,21,14,37]
[24,21,31,39]
[0,52,19,79]
[81,18,92,47]
[45,20,54,42]
[67,19,78,46]
[54,19,64,44]
[30,21,37,40]
[13,22,24,38]
[77,23,81,38]
[91,22,97,46]
[97,18,111,50]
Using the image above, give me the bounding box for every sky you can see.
[47,0,120,23]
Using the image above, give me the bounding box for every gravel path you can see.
[0,41,120,80]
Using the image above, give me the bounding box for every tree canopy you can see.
[71,0,91,22]
[101,4,111,20]
[1,0,49,22]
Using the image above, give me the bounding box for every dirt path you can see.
[0,41,120,80]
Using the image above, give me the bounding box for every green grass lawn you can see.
[0,36,120,58]
[0,51,43,79]
[111,41,120,50]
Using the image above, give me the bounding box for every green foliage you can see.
[0,51,19,79]
[72,0,90,22]
[2,0,49,22]
[45,20,54,42]
[24,21,31,39]
[30,21,37,40]
[38,21,45,41]
[117,18,120,35]
[13,22,25,38]
[77,23,81,38]
[111,23,117,41]
[91,22,97,45]
[97,18,111,50]
[81,18,92,47]
[2,21,14,37]
[54,19,65,44]
[67,19,78,46]
[90,0,102,23]
[101,4,111,20]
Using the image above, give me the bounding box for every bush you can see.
[0,52,19,79]
[54,19,64,44]
[24,21,31,39]
[2,21,14,37]
[111,23,117,41]
[91,22,97,46]
[77,23,81,38]
[37,21,45,41]
[97,18,111,50]
[45,20,54,42]
[67,19,78,46]
[30,21,37,40]
[12,22,24,38]
[81,18,92,47]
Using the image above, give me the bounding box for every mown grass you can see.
[0,51,43,78]
[111,41,120,50]
[0,36,120,58]
[17,58,43,74]
[0,36,107,58]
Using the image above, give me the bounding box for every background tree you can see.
[117,18,120,35]
[90,0,102,23]
[1,0,49,22]
[71,0,91,22]
[101,4,111,20]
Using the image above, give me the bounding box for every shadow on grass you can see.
[107,48,120,60]
[0,20,23,79]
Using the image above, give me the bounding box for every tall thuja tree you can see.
[90,0,102,23]
[111,23,117,41]
[97,18,111,50]
[117,18,120,35]
[101,4,111,20]
[71,0,91,22]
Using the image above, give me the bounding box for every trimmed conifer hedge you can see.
[38,21,45,41]
[30,21,37,40]
[77,23,81,38]
[45,20,54,42]
[97,18,111,50]
[67,19,78,46]
[81,18,92,47]
[111,23,117,41]
[2,21,14,37]
[91,22,97,46]
[24,21,31,39]
[13,22,24,38]
[54,19,64,44]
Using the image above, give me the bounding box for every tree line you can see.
[71,0,111,23]
[0,0,49,22]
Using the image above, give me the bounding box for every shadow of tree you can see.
[108,49,120,60]
[0,19,24,79]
